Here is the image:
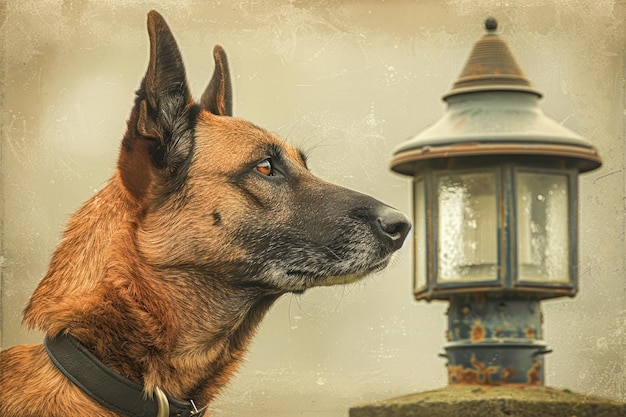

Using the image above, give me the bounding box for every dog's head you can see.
[118,11,411,294]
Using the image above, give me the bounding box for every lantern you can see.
[391,18,601,385]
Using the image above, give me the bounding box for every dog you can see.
[0,10,410,417]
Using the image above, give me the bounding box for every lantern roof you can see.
[391,18,602,176]
[443,17,542,99]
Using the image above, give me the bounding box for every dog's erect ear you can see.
[120,11,195,201]
[137,11,191,140]
[136,11,193,164]
[200,45,233,116]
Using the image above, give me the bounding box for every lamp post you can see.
[390,17,601,387]
[350,18,626,417]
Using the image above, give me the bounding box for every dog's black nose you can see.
[375,206,411,250]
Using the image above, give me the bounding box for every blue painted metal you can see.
[442,295,550,385]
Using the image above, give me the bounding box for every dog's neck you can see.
[162,276,282,404]
[23,178,282,407]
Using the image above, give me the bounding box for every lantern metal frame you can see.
[412,158,580,301]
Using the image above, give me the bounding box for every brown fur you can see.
[0,11,410,417]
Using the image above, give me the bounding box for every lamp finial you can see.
[485,17,498,32]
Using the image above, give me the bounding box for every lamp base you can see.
[445,295,549,385]
[349,385,626,417]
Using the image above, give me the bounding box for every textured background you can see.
[1,1,624,416]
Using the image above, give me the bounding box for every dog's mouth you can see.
[284,252,394,290]
[320,256,392,286]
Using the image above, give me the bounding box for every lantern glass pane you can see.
[517,172,570,283]
[414,178,427,291]
[437,171,498,282]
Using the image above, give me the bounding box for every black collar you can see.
[44,333,207,417]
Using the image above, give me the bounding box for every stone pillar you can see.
[350,386,626,417]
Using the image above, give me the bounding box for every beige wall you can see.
[1,1,624,416]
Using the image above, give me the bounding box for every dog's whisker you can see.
[321,245,342,261]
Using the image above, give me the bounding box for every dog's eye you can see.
[256,159,274,176]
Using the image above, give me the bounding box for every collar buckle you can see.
[154,386,170,417]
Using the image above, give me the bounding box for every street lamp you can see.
[390,18,601,385]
